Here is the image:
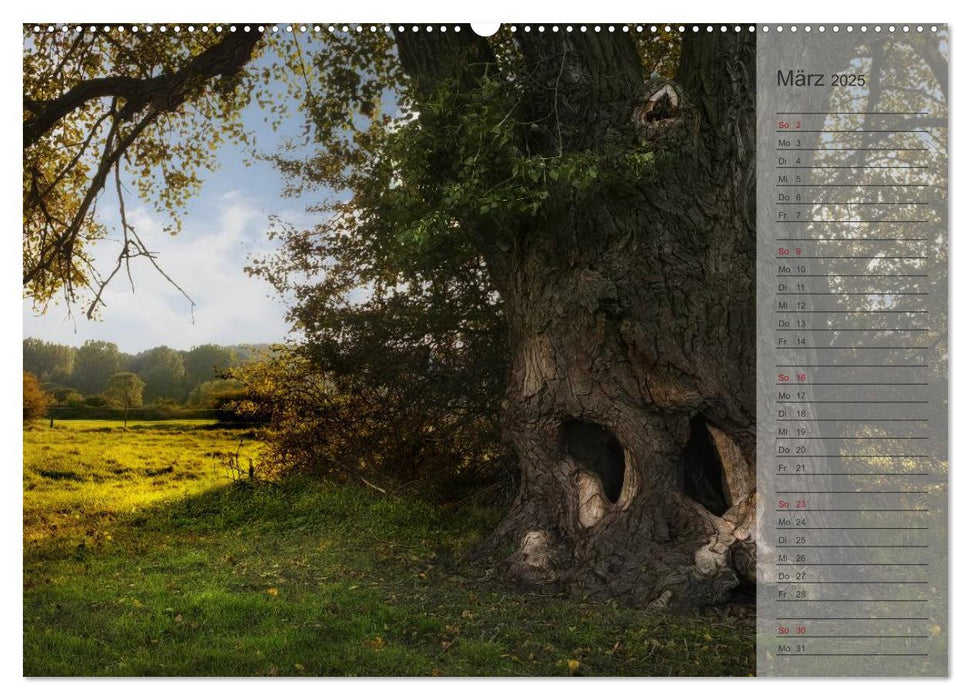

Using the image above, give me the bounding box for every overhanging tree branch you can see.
[24,103,157,289]
[24,29,264,149]
[24,27,267,310]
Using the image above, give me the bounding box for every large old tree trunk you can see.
[396,27,757,609]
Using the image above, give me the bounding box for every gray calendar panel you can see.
[755,26,948,677]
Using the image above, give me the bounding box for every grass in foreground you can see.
[24,420,755,676]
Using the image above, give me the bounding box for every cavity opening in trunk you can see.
[562,419,626,504]
[680,415,730,516]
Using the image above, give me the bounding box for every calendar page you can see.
[20,21,948,679]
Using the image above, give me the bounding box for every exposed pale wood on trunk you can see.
[706,423,755,506]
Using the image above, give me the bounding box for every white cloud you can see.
[23,190,295,353]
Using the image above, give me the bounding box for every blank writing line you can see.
[775,563,928,567]
[775,184,930,187]
[776,617,928,621]
[776,328,929,332]
[775,635,929,638]
[776,382,927,385]
[776,473,928,477]
[776,419,928,422]
[777,148,928,152]
[776,599,928,603]
[776,527,928,530]
[775,654,929,657]
[775,509,929,513]
[774,493,928,496]
[775,438,928,441]
[776,583,929,586]
[775,292,927,296]
[775,112,929,115]
[776,401,929,404]
[777,166,928,170]
[776,362,928,369]
[775,129,929,133]
[776,238,928,241]
[777,202,928,205]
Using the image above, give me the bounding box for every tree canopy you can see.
[22,337,74,383]
[23,371,51,421]
[23,26,263,314]
[129,346,186,401]
[71,339,122,393]
[105,371,144,407]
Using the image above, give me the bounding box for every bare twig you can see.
[83,161,197,319]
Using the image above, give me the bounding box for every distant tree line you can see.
[23,338,267,409]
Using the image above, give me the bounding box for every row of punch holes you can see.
[31,24,942,35]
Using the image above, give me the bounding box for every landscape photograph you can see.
[22,22,758,676]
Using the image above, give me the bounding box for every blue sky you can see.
[22,50,318,355]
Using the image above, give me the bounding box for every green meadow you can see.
[23,420,754,676]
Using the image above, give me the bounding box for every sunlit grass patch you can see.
[23,420,258,543]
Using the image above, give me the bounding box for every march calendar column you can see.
[755,25,948,677]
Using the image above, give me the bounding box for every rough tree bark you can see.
[396,27,757,609]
